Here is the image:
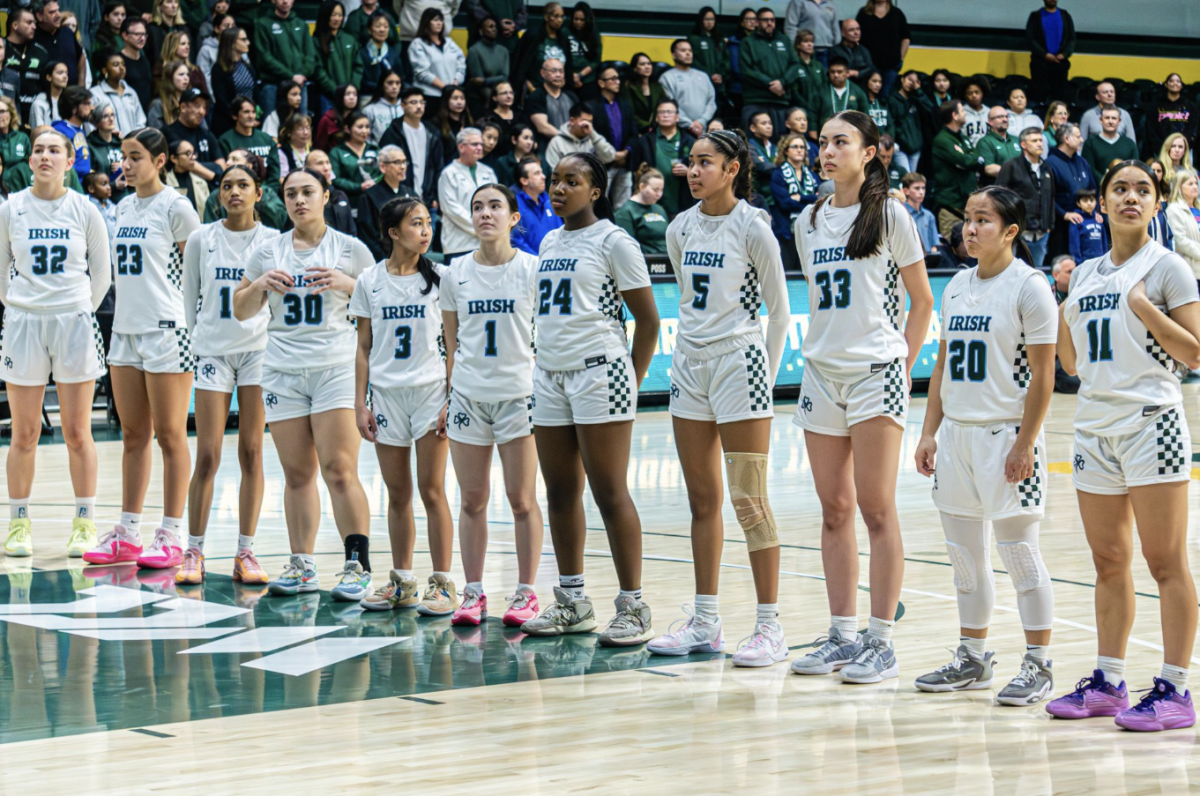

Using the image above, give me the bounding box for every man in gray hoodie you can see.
[544,103,616,170]
[659,39,716,138]
[785,0,838,66]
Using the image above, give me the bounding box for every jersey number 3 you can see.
[30,244,66,276]
[815,269,851,310]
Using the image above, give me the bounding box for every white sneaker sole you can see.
[521,617,599,636]
[733,647,789,668]
[791,658,852,675]
[647,638,726,656]
[996,680,1053,706]
[332,588,370,602]
[599,626,654,647]
[416,603,457,616]
[839,661,900,684]
[915,677,993,693]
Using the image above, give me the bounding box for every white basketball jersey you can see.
[349,261,448,390]
[439,251,537,401]
[243,227,374,373]
[1065,241,1197,433]
[668,200,779,346]
[939,260,1059,424]
[0,189,109,314]
[795,198,925,380]
[187,222,279,357]
[112,187,202,334]
[535,219,651,371]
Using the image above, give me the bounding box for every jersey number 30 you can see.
[815,269,851,310]
[282,293,322,326]
[115,244,143,275]
[30,244,66,276]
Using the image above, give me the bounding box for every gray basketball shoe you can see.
[790,626,863,675]
[996,653,1054,706]
[915,645,995,692]
[599,595,653,647]
[839,635,900,684]
[521,587,598,636]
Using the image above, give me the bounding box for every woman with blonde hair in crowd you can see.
[1166,170,1200,281]
[1159,133,1192,191]
[770,131,819,272]
[147,0,188,70]
[157,30,208,99]
[1041,101,1069,149]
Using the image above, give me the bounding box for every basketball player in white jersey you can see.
[177,162,279,586]
[521,153,662,647]
[233,167,376,601]
[647,130,792,666]
[912,186,1058,704]
[439,184,544,627]
[790,111,933,683]
[352,197,458,617]
[83,128,203,569]
[0,129,110,558]
[1047,161,1200,731]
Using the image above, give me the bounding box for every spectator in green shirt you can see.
[738,7,797,132]
[217,95,281,191]
[974,105,1021,186]
[614,164,669,254]
[931,99,982,235]
[252,0,317,117]
[687,6,729,101]
[1081,106,1139,185]
[313,0,363,112]
[329,110,382,207]
[344,0,398,47]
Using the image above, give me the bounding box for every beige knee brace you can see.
[725,452,778,551]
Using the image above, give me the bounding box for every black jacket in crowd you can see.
[357,180,419,260]
[379,118,445,203]
[996,154,1056,236]
[586,95,637,156]
[1144,91,1200,160]
[1025,7,1076,61]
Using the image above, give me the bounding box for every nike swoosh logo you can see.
[372,287,383,293]
[459,280,469,285]
[951,293,961,299]
[992,429,1003,435]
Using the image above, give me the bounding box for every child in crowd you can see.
[83,171,117,240]
[1069,187,1108,262]
[901,172,939,255]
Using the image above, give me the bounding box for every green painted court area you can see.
[0,568,717,744]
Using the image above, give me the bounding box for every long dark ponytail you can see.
[808,110,890,260]
[696,128,753,200]
[379,197,439,295]
[968,185,1034,265]
[565,152,614,221]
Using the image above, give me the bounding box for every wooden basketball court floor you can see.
[1,389,1199,795]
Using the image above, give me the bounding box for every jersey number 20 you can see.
[815,269,851,310]
[30,244,66,276]
[948,339,986,382]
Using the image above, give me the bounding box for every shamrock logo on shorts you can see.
[801,396,814,413]
[201,363,217,378]
[453,412,470,429]
[375,413,388,428]
[669,383,680,399]
[3,357,12,369]
[1073,454,1085,471]
[265,393,279,407]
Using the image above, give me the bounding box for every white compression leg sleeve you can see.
[993,515,1054,632]
[939,513,995,630]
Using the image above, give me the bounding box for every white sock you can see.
[75,497,95,520]
[517,582,535,593]
[10,498,29,521]
[868,616,895,645]
[831,614,858,640]
[1098,655,1125,683]
[119,512,142,537]
[757,603,779,627]
[160,516,183,535]
[1161,663,1190,689]
[187,535,205,553]
[559,574,585,600]
[1025,644,1050,663]
[397,569,415,580]
[694,594,719,623]
[961,636,987,659]
[237,534,255,551]
[619,587,642,602]
[299,553,316,570]
[465,581,484,595]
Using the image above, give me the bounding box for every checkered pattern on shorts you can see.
[174,328,194,372]
[882,358,906,417]
[597,274,621,320]
[743,344,770,412]
[91,314,107,370]
[739,262,762,321]
[607,358,632,416]
[167,245,185,292]
[525,394,535,431]
[1146,330,1174,371]
[1156,408,1187,475]
[1016,444,1043,507]
[883,260,901,330]
[1012,337,1030,388]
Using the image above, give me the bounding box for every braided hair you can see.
[696,128,753,200]
[563,152,614,221]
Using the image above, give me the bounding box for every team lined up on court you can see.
[1,109,1198,733]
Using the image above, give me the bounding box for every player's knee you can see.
[417,478,444,508]
[945,540,980,594]
[193,449,221,480]
[319,458,359,494]
[997,541,1051,593]
[818,497,856,533]
[1090,543,1131,578]
[60,423,91,452]
[505,488,536,519]
[237,440,263,473]
[688,488,722,520]
[1143,548,1189,584]
[725,452,778,552]
[858,506,896,536]
[459,487,490,516]
[8,422,40,451]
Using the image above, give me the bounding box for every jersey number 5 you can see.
[115,244,144,275]
[538,278,572,315]
[30,244,67,276]
[691,273,710,310]
[815,269,851,310]
[282,293,323,326]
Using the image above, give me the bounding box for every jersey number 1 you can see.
[1086,318,1113,363]
[30,244,66,276]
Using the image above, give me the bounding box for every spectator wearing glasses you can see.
[119,16,153,111]
[974,104,1020,187]
[437,126,497,257]
[829,17,873,84]
[738,7,796,133]
[627,97,694,217]
[381,87,445,203]
[357,144,419,259]
[587,64,636,207]
[526,56,577,152]
[510,1,572,103]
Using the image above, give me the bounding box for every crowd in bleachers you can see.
[0,0,1196,275]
